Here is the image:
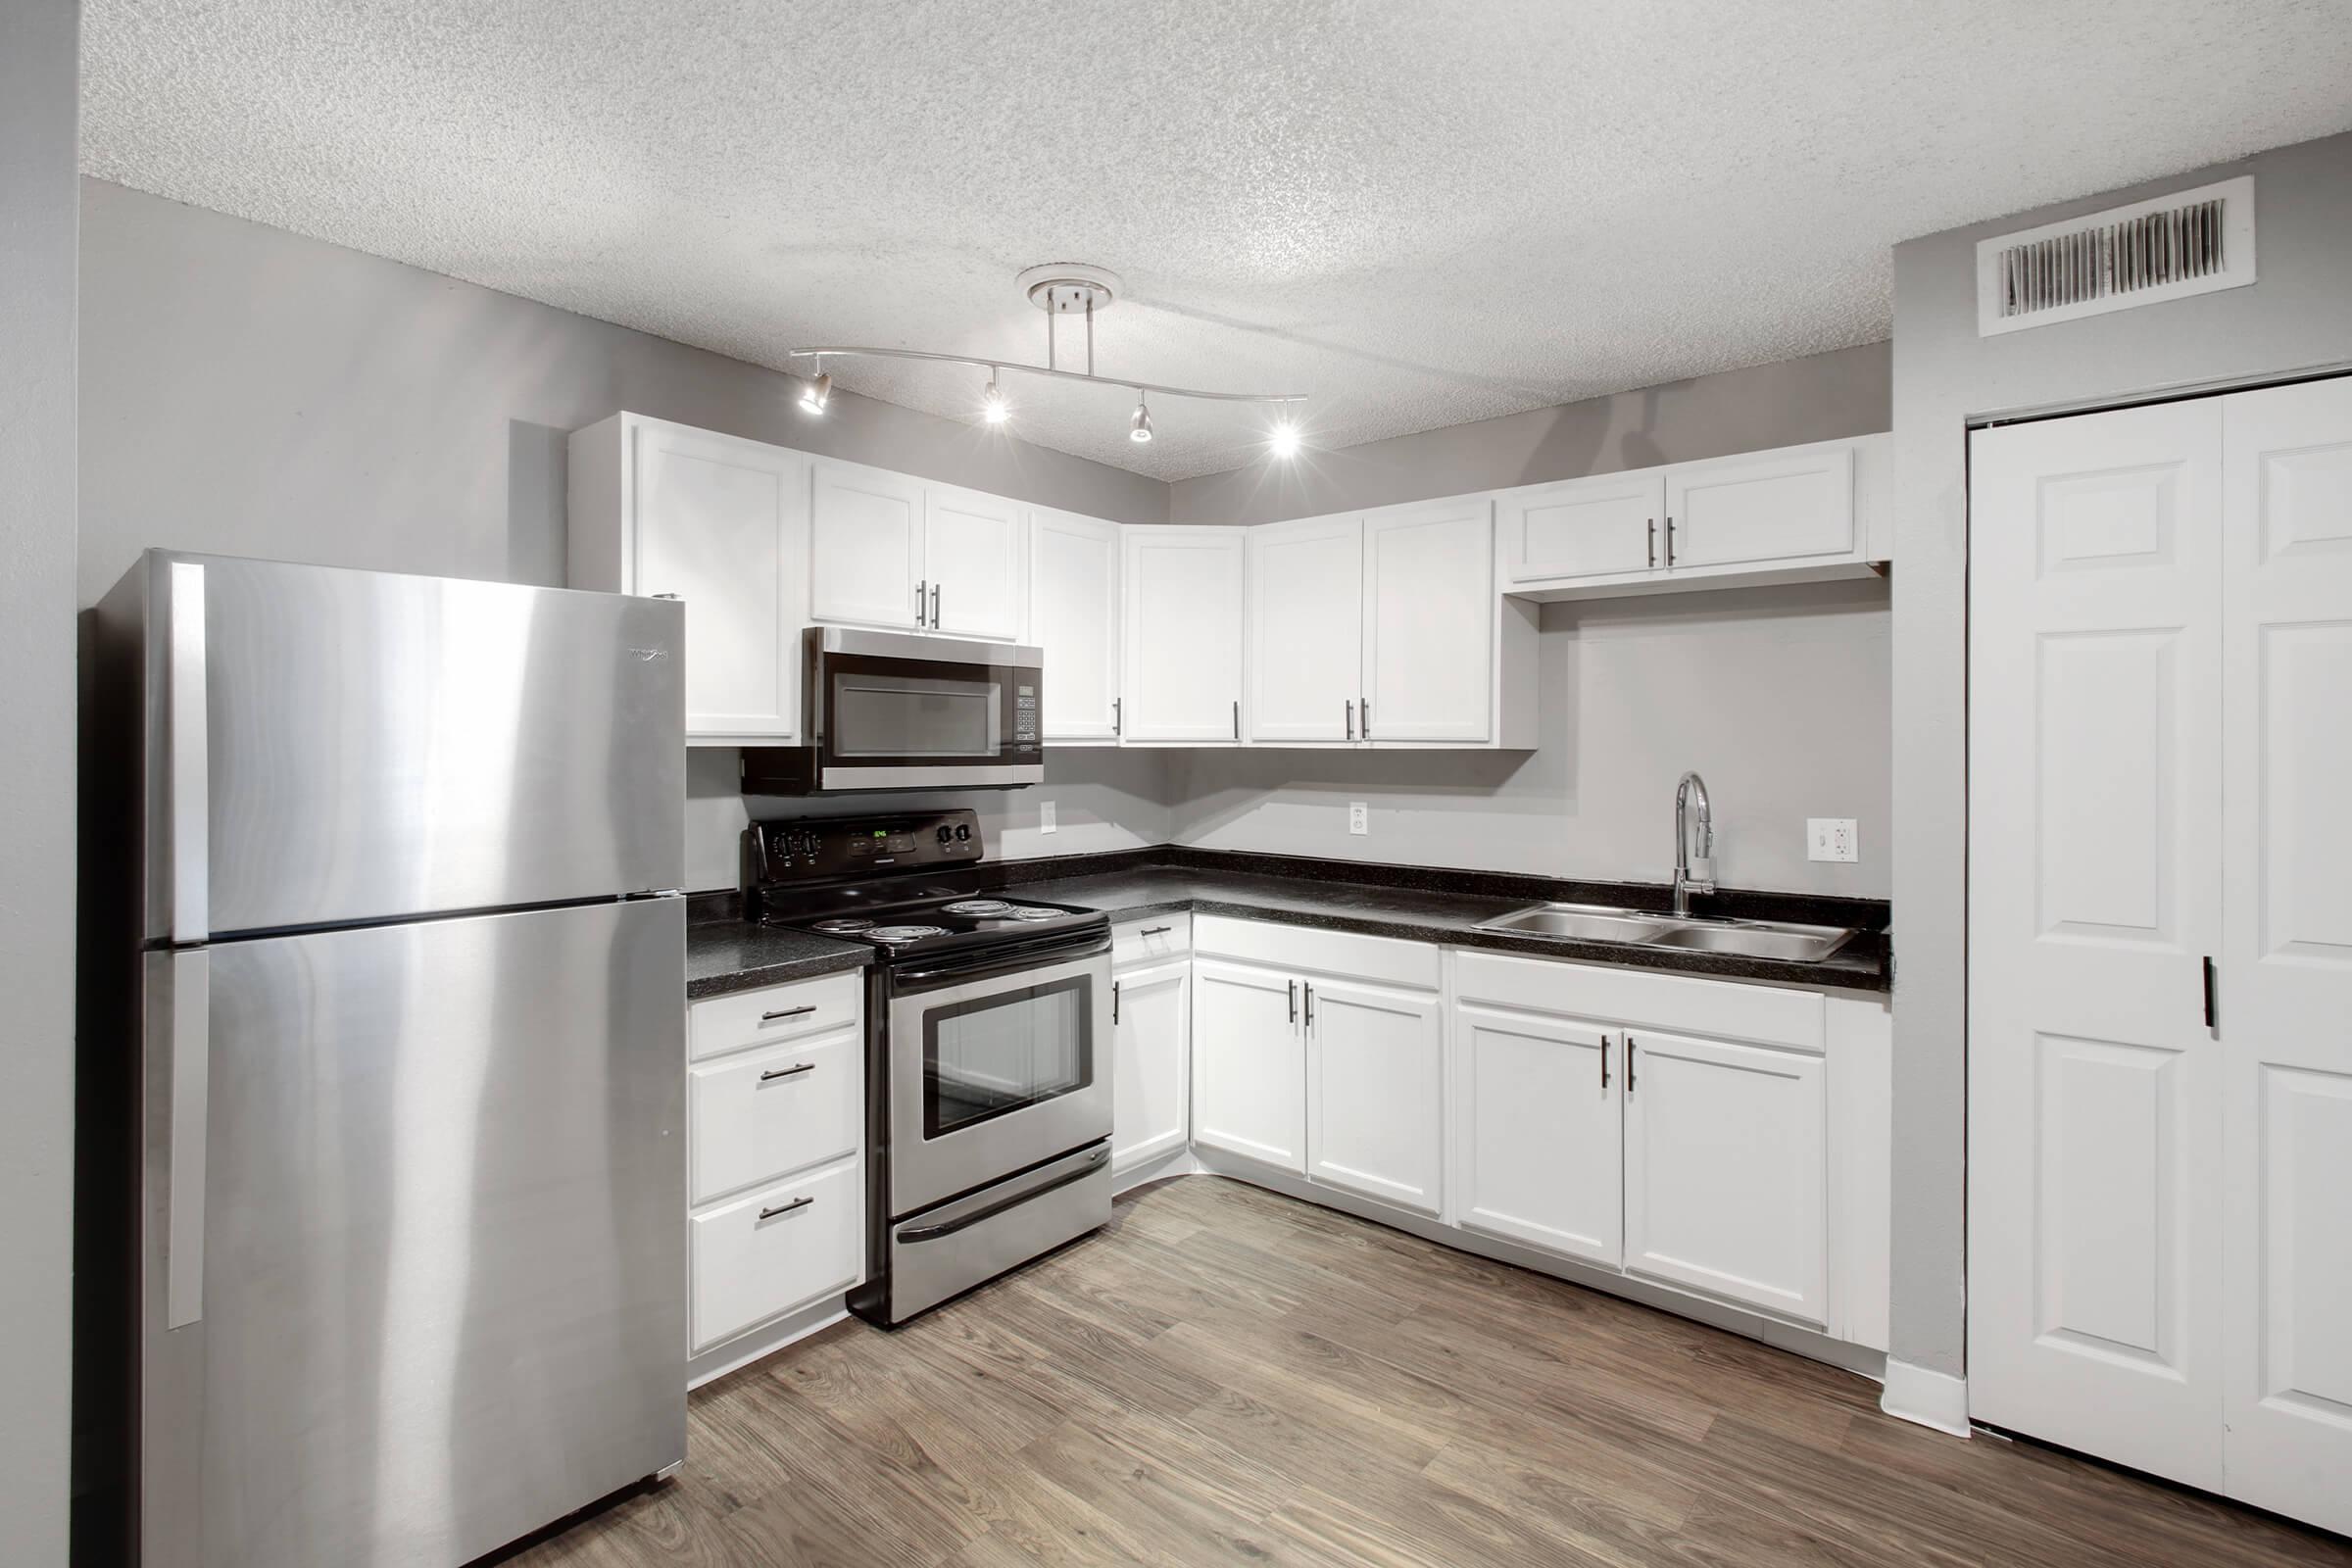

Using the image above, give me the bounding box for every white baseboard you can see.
[1112,1144,1200,1195]
[1880,1358,1971,1437]
[687,1294,851,1389]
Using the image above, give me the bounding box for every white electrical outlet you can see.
[1040,800,1056,835]
[1348,802,1370,836]
[1808,818,1857,862]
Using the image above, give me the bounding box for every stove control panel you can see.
[749,807,983,884]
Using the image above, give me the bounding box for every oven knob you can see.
[955,823,971,842]
[936,825,953,845]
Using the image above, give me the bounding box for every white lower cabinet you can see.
[1622,1029,1828,1325]
[685,973,867,1360]
[1190,956,1306,1171]
[1452,1002,1623,1266]
[1305,976,1444,1215]
[1111,956,1191,1174]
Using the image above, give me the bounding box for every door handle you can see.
[1233,700,1240,741]
[931,583,941,626]
[650,592,680,600]
[1360,700,1371,739]
[1664,517,1676,566]
[168,561,211,942]
[1111,979,1120,1025]
[1600,1034,1611,1090]
[1112,697,1121,736]
[1647,518,1656,569]
[1626,1035,1637,1096]
[759,1062,815,1083]
[2201,956,2218,1030]
[1288,979,1297,1025]
[915,579,928,625]
[760,1004,816,1023]
[1303,982,1314,1030]
[757,1197,813,1222]
[161,950,211,1329]
[1140,925,1173,936]
[1346,699,1355,740]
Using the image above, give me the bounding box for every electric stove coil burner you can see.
[1001,906,1064,922]
[941,900,1014,916]
[811,918,874,934]
[863,924,949,945]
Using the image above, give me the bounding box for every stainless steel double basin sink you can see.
[1475,902,1861,964]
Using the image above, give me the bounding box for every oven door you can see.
[886,937,1112,1217]
[810,627,1044,790]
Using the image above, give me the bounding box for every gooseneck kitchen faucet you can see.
[1674,770,1716,916]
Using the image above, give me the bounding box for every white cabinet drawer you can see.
[690,1159,863,1352]
[689,1027,862,1204]
[690,970,862,1062]
[1113,911,1191,968]
[1194,914,1441,990]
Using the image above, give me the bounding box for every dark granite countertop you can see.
[999,851,1890,995]
[684,848,1889,1000]
[685,913,868,1000]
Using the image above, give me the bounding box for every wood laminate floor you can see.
[514,1176,2349,1567]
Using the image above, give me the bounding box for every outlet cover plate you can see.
[1808,818,1857,862]
[1348,802,1369,836]
[1040,801,1056,835]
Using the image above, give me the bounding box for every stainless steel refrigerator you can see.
[86,552,689,1567]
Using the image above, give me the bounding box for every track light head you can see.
[799,368,831,416]
[1129,393,1152,444]
[982,375,1007,424]
[1268,418,1300,459]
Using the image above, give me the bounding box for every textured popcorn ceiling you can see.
[80,1,2352,481]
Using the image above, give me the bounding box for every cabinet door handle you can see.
[1111,979,1120,1025]
[760,1004,817,1023]
[1288,979,1297,1024]
[1303,982,1314,1029]
[915,579,928,625]
[1112,697,1122,736]
[759,1062,814,1083]
[1233,699,1240,741]
[1665,517,1676,566]
[931,583,941,626]
[758,1196,812,1222]
[1346,699,1355,740]
[1626,1036,1637,1096]
[651,592,680,600]
[1361,700,1371,739]
[1140,925,1173,936]
[2202,956,2218,1030]
[1600,1034,1611,1090]
[1646,518,1656,569]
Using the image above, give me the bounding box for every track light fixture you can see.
[788,264,1302,457]
[799,361,831,416]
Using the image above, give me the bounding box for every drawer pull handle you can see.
[758,1197,812,1222]
[759,1062,814,1083]
[1140,925,1173,936]
[760,1004,817,1023]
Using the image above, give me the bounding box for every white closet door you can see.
[1248,515,1362,742]
[2219,377,2352,1535]
[1967,401,2226,1491]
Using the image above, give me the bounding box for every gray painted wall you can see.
[1,2,79,1561]
[75,178,1167,611]
[1169,343,1890,525]
[1171,580,1891,898]
[1887,129,2352,1380]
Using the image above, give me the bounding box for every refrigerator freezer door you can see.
[140,897,687,1568]
[134,553,684,941]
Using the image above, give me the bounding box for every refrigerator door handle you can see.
[168,560,210,942]
[162,949,211,1328]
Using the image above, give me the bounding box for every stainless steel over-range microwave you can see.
[740,626,1044,794]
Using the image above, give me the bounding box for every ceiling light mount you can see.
[787,262,1304,455]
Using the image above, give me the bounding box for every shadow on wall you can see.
[507,419,570,587]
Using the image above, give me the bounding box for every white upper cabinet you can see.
[1622,1028,1829,1325]
[1664,441,1854,569]
[1499,470,1665,583]
[1122,526,1245,743]
[1248,514,1363,743]
[567,414,809,745]
[1027,508,1122,741]
[809,460,925,630]
[1363,498,1495,744]
[923,484,1025,641]
[1500,433,1890,600]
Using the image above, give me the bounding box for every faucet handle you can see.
[1686,855,1717,890]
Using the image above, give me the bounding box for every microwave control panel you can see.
[751,807,983,883]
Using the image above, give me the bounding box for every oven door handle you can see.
[897,1145,1109,1245]
[890,933,1113,992]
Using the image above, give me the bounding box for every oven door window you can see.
[924,975,1094,1139]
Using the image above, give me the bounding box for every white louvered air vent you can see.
[1976,175,2256,336]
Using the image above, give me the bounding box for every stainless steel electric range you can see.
[744,808,1112,1324]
